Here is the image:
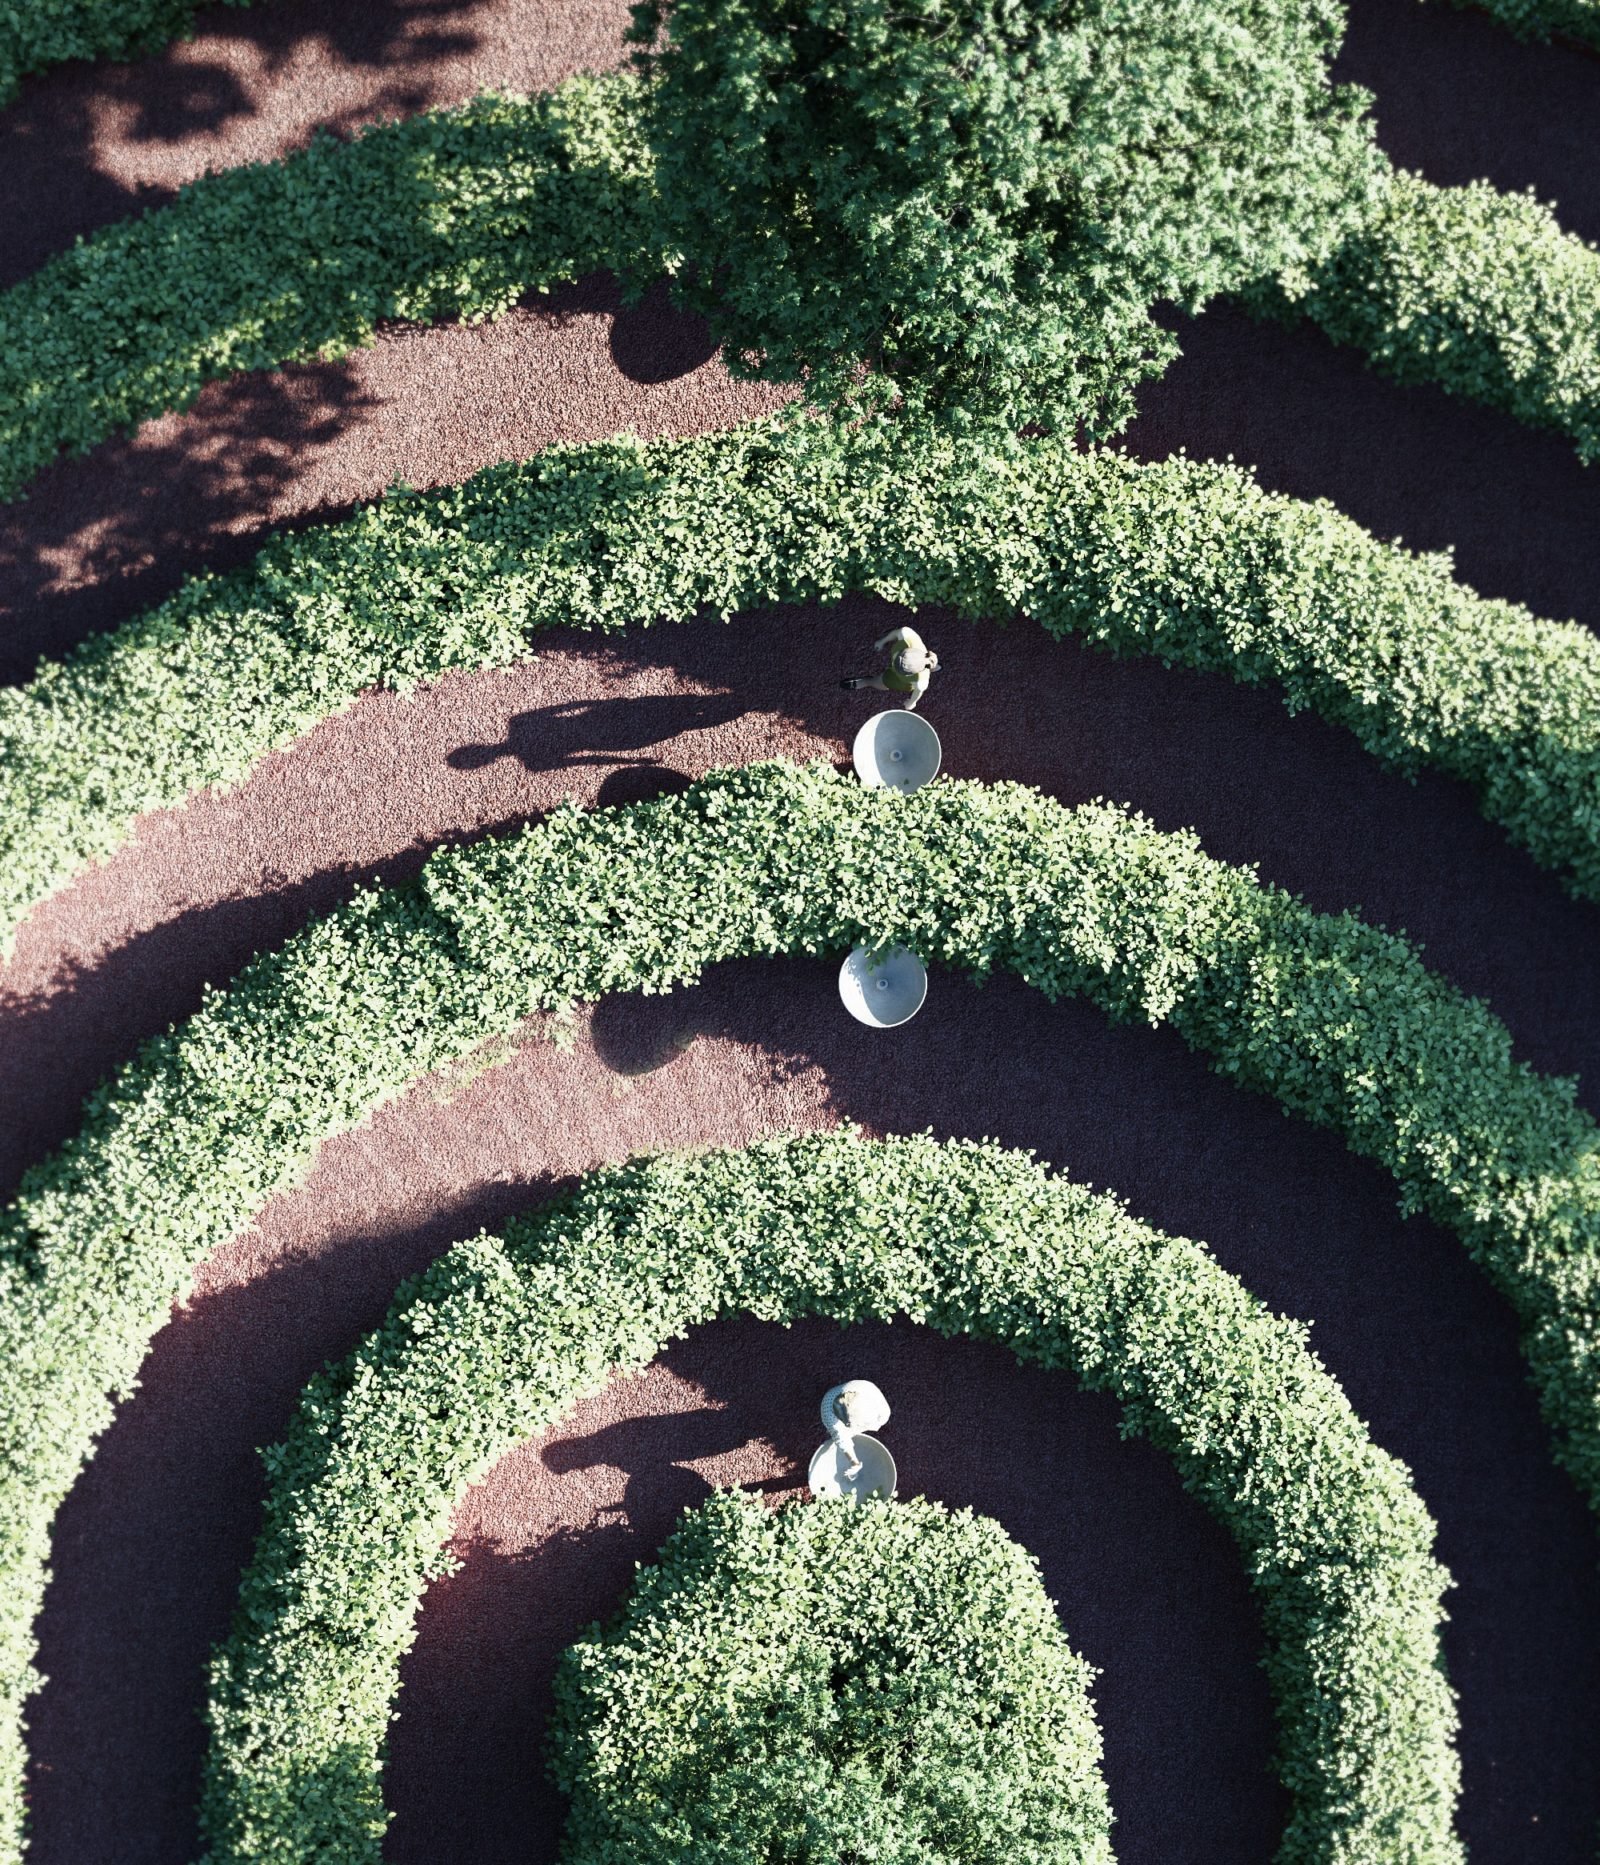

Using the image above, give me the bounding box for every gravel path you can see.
[3,1,1600,1860]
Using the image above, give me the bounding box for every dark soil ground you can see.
[2,1,1599,1860]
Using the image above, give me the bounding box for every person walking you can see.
[841,624,940,711]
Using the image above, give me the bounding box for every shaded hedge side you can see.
[1445,0,1600,45]
[0,73,658,500]
[6,419,1600,955]
[199,1134,1455,1863]
[1262,168,1600,465]
[2,761,1593,1858]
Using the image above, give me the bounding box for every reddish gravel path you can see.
[3,1,1600,1861]
[0,285,787,684]
[12,607,1600,1863]
[0,0,631,293]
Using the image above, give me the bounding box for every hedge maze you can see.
[2,0,1598,1860]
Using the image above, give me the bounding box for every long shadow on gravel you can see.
[0,364,380,686]
[1122,302,1600,638]
[0,275,729,684]
[6,599,1599,1185]
[0,0,503,290]
[1337,0,1600,244]
[19,956,1600,1863]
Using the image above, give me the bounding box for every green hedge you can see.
[3,759,1593,1860]
[6,69,1600,509]
[0,0,255,108]
[198,1133,1455,1863]
[1260,167,1600,465]
[0,71,658,501]
[6,417,1600,957]
[1443,0,1600,47]
[548,1491,1115,1864]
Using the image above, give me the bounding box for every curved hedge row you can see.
[0,72,657,501]
[0,0,254,108]
[1,760,1593,1859]
[1263,167,1600,466]
[198,1133,1455,1863]
[6,417,1600,955]
[7,72,1600,505]
[548,1491,1116,1864]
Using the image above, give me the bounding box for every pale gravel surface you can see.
[3,0,1600,1858]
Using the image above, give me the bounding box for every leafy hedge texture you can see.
[1443,0,1600,46]
[1265,167,1600,465]
[3,759,1593,1859]
[199,1133,1454,1863]
[7,417,1600,956]
[4,59,1598,509]
[0,71,658,501]
[0,0,253,107]
[548,1491,1114,1864]
[626,0,1379,436]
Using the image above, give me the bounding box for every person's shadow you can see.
[447,692,745,777]
[540,1403,796,1546]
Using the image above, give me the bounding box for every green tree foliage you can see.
[625,0,1381,435]
[550,1493,1114,1864]
[198,1133,1456,1862]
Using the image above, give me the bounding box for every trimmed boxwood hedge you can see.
[0,0,255,108]
[5,63,1600,507]
[2,759,1593,1861]
[0,72,659,502]
[198,1132,1455,1863]
[1261,168,1600,466]
[1445,0,1600,46]
[547,1491,1115,1864]
[6,416,1600,954]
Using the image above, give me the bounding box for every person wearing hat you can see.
[840,624,940,711]
[820,1378,892,1480]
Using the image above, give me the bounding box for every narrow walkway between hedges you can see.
[4,0,1600,1859]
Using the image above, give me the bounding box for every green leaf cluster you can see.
[0,0,255,107]
[196,1132,1455,1862]
[1436,0,1600,47]
[0,71,660,500]
[625,0,1381,436]
[5,758,1593,1859]
[548,1491,1114,1864]
[1257,166,1600,465]
[7,416,1600,957]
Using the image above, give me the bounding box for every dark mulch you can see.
[3,0,1599,1860]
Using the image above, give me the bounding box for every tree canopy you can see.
[628,0,1382,436]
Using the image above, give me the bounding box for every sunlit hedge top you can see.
[548,1492,1115,1864]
